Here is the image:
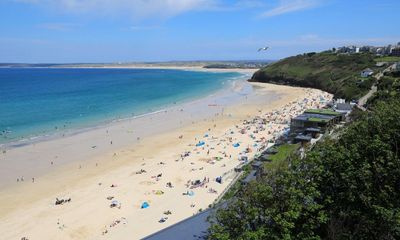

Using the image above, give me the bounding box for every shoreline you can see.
[0,77,255,190]
[0,71,332,239]
[0,68,252,149]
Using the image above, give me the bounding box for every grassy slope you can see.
[266,144,300,170]
[250,52,383,100]
[374,56,400,62]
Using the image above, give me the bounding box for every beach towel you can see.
[196,141,205,147]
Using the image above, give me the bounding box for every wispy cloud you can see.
[16,0,318,20]
[15,0,218,19]
[260,0,322,18]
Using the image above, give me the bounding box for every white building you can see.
[361,68,374,77]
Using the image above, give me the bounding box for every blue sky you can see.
[0,0,399,63]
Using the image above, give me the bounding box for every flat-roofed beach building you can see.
[290,109,344,133]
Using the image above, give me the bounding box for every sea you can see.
[0,68,244,145]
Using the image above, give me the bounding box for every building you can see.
[290,113,334,132]
[290,109,344,133]
[391,47,400,57]
[305,127,321,138]
[335,103,353,114]
[361,68,374,78]
[293,134,312,144]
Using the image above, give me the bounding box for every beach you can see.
[0,69,332,240]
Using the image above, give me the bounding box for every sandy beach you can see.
[0,69,332,239]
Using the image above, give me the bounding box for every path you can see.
[357,63,396,110]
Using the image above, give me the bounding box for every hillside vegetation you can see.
[209,94,400,240]
[250,52,382,99]
[209,54,400,240]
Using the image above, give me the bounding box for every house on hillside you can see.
[361,68,374,77]
[391,47,400,57]
[335,103,353,114]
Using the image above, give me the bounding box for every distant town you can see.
[334,42,400,56]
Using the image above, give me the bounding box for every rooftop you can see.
[308,117,329,123]
[294,135,313,142]
[304,109,342,116]
[336,103,353,111]
[242,170,258,184]
[305,127,322,132]
[251,161,263,168]
[292,113,336,122]
[362,68,374,72]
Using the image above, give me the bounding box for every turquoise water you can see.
[0,68,242,144]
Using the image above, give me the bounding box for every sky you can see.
[0,0,399,63]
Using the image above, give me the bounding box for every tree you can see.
[208,99,400,240]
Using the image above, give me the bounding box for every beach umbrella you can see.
[233,143,240,148]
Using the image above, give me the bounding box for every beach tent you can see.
[196,141,205,147]
[233,143,240,148]
[141,202,150,209]
[110,200,120,208]
[188,190,195,196]
[216,176,222,184]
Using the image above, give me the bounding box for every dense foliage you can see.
[208,97,400,239]
[250,52,381,100]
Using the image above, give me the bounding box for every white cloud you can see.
[18,0,318,20]
[15,0,218,19]
[260,0,321,18]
